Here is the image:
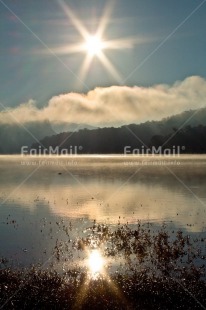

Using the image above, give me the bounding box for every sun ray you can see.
[103,37,139,49]
[96,1,115,38]
[98,51,122,83]
[58,0,89,40]
[103,36,155,50]
[79,53,93,81]
[39,43,85,55]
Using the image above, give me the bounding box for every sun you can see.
[56,1,136,82]
[85,35,103,56]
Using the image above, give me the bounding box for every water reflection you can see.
[0,156,205,231]
[0,155,206,266]
[88,250,104,279]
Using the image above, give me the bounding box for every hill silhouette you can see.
[30,107,206,154]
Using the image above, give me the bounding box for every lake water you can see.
[0,155,206,267]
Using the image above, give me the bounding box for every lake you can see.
[0,155,206,267]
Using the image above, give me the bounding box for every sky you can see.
[0,0,206,126]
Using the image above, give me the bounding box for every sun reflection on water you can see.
[88,250,104,279]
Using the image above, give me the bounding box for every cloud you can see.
[0,76,206,127]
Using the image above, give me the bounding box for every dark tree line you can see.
[151,125,206,153]
[31,124,206,154]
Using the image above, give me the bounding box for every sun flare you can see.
[85,35,103,56]
[56,1,135,82]
[88,250,104,276]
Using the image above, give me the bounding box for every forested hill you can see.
[30,107,206,154]
[1,107,205,154]
[151,125,206,153]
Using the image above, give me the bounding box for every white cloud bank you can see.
[1,76,206,127]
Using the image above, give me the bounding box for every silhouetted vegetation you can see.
[31,124,206,154]
[1,267,206,309]
[151,125,206,153]
[1,222,206,309]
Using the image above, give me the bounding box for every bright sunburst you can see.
[88,250,104,278]
[85,35,104,56]
[53,0,140,83]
